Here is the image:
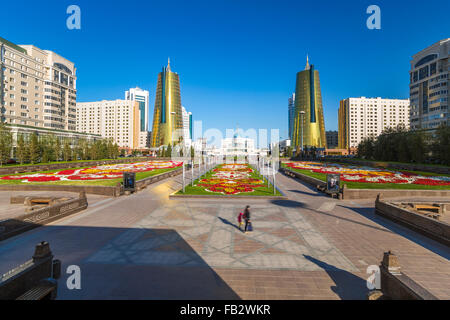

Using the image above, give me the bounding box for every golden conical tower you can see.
[292,56,327,149]
[151,59,183,147]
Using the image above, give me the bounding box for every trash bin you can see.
[123,172,136,192]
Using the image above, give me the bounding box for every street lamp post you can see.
[191,159,194,186]
[182,161,185,193]
[273,159,276,195]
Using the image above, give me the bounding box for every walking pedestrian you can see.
[237,211,244,231]
[243,205,251,233]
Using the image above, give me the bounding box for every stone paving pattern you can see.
[0,169,449,300]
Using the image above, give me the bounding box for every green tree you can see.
[0,123,13,166]
[166,143,172,158]
[41,136,51,163]
[431,125,450,165]
[55,136,62,161]
[63,140,72,161]
[407,130,427,163]
[28,133,41,164]
[190,146,195,159]
[16,134,28,164]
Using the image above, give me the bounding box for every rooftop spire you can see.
[167,57,171,71]
[305,54,310,70]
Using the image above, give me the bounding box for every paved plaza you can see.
[0,170,449,299]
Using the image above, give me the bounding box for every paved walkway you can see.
[0,170,449,299]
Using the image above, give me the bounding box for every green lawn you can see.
[176,164,283,196]
[0,166,180,186]
[281,163,450,190]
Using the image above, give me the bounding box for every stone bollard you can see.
[79,191,87,200]
[381,251,401,275]
[32,241,53,262]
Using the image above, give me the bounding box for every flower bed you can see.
[285,162,450,186]
[196,164,265,195]
[0,161,182,183]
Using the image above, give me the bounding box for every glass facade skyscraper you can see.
[292,57,327,149]
[288,93,295,141]
[151,59,184,147]
[125,87,150,148]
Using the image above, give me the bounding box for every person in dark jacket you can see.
[243,205,251,233]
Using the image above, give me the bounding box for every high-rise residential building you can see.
[288,93,295,140]
[292,56,327,149]
[125,87,150,148]
[326,131,338,149]
[338,97,410,149]
[409,38,449,130]
[76,99,141,149]
[181,106,192,144]
[151,59,183,147]
[0,36,77,131]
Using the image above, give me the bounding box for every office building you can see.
[76,99,141,149]
[409,38,449,130]
[181,105,192,144]
[338,97,410,149]
[125,87,150,148]
[326,131,338,149]
[288,93,295,140]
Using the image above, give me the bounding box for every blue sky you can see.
[1,0,449,142]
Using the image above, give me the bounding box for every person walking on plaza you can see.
[243,205,252,233]
[237,211,244,231]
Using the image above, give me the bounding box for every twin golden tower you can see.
[151,57,327,150]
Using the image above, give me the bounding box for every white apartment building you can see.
[0,36,77,131]
[125,87,150,148]
[338,97,410,149]
[409,38,449,130]
[76,99,140,149]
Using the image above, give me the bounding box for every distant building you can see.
[288,93,295,140]
[76,99,141,149]
[292,56,327,149]
[220,134,256,157]
[125,87,150,148]
[409,38,449,130]
[272,139,291,156]
[338,97,410,149]
[326,131,338,149]
[181,105,192,144]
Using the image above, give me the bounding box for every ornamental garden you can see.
[0,160,183,186]
[176,163,283,197]
[282,161,450,190]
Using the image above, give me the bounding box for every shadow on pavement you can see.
[270,199,307,208]
[341,206,450,260]
[287,189,324,197]
[0,221,241,300]
[218,217,242,232]
[303,255,367,300]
